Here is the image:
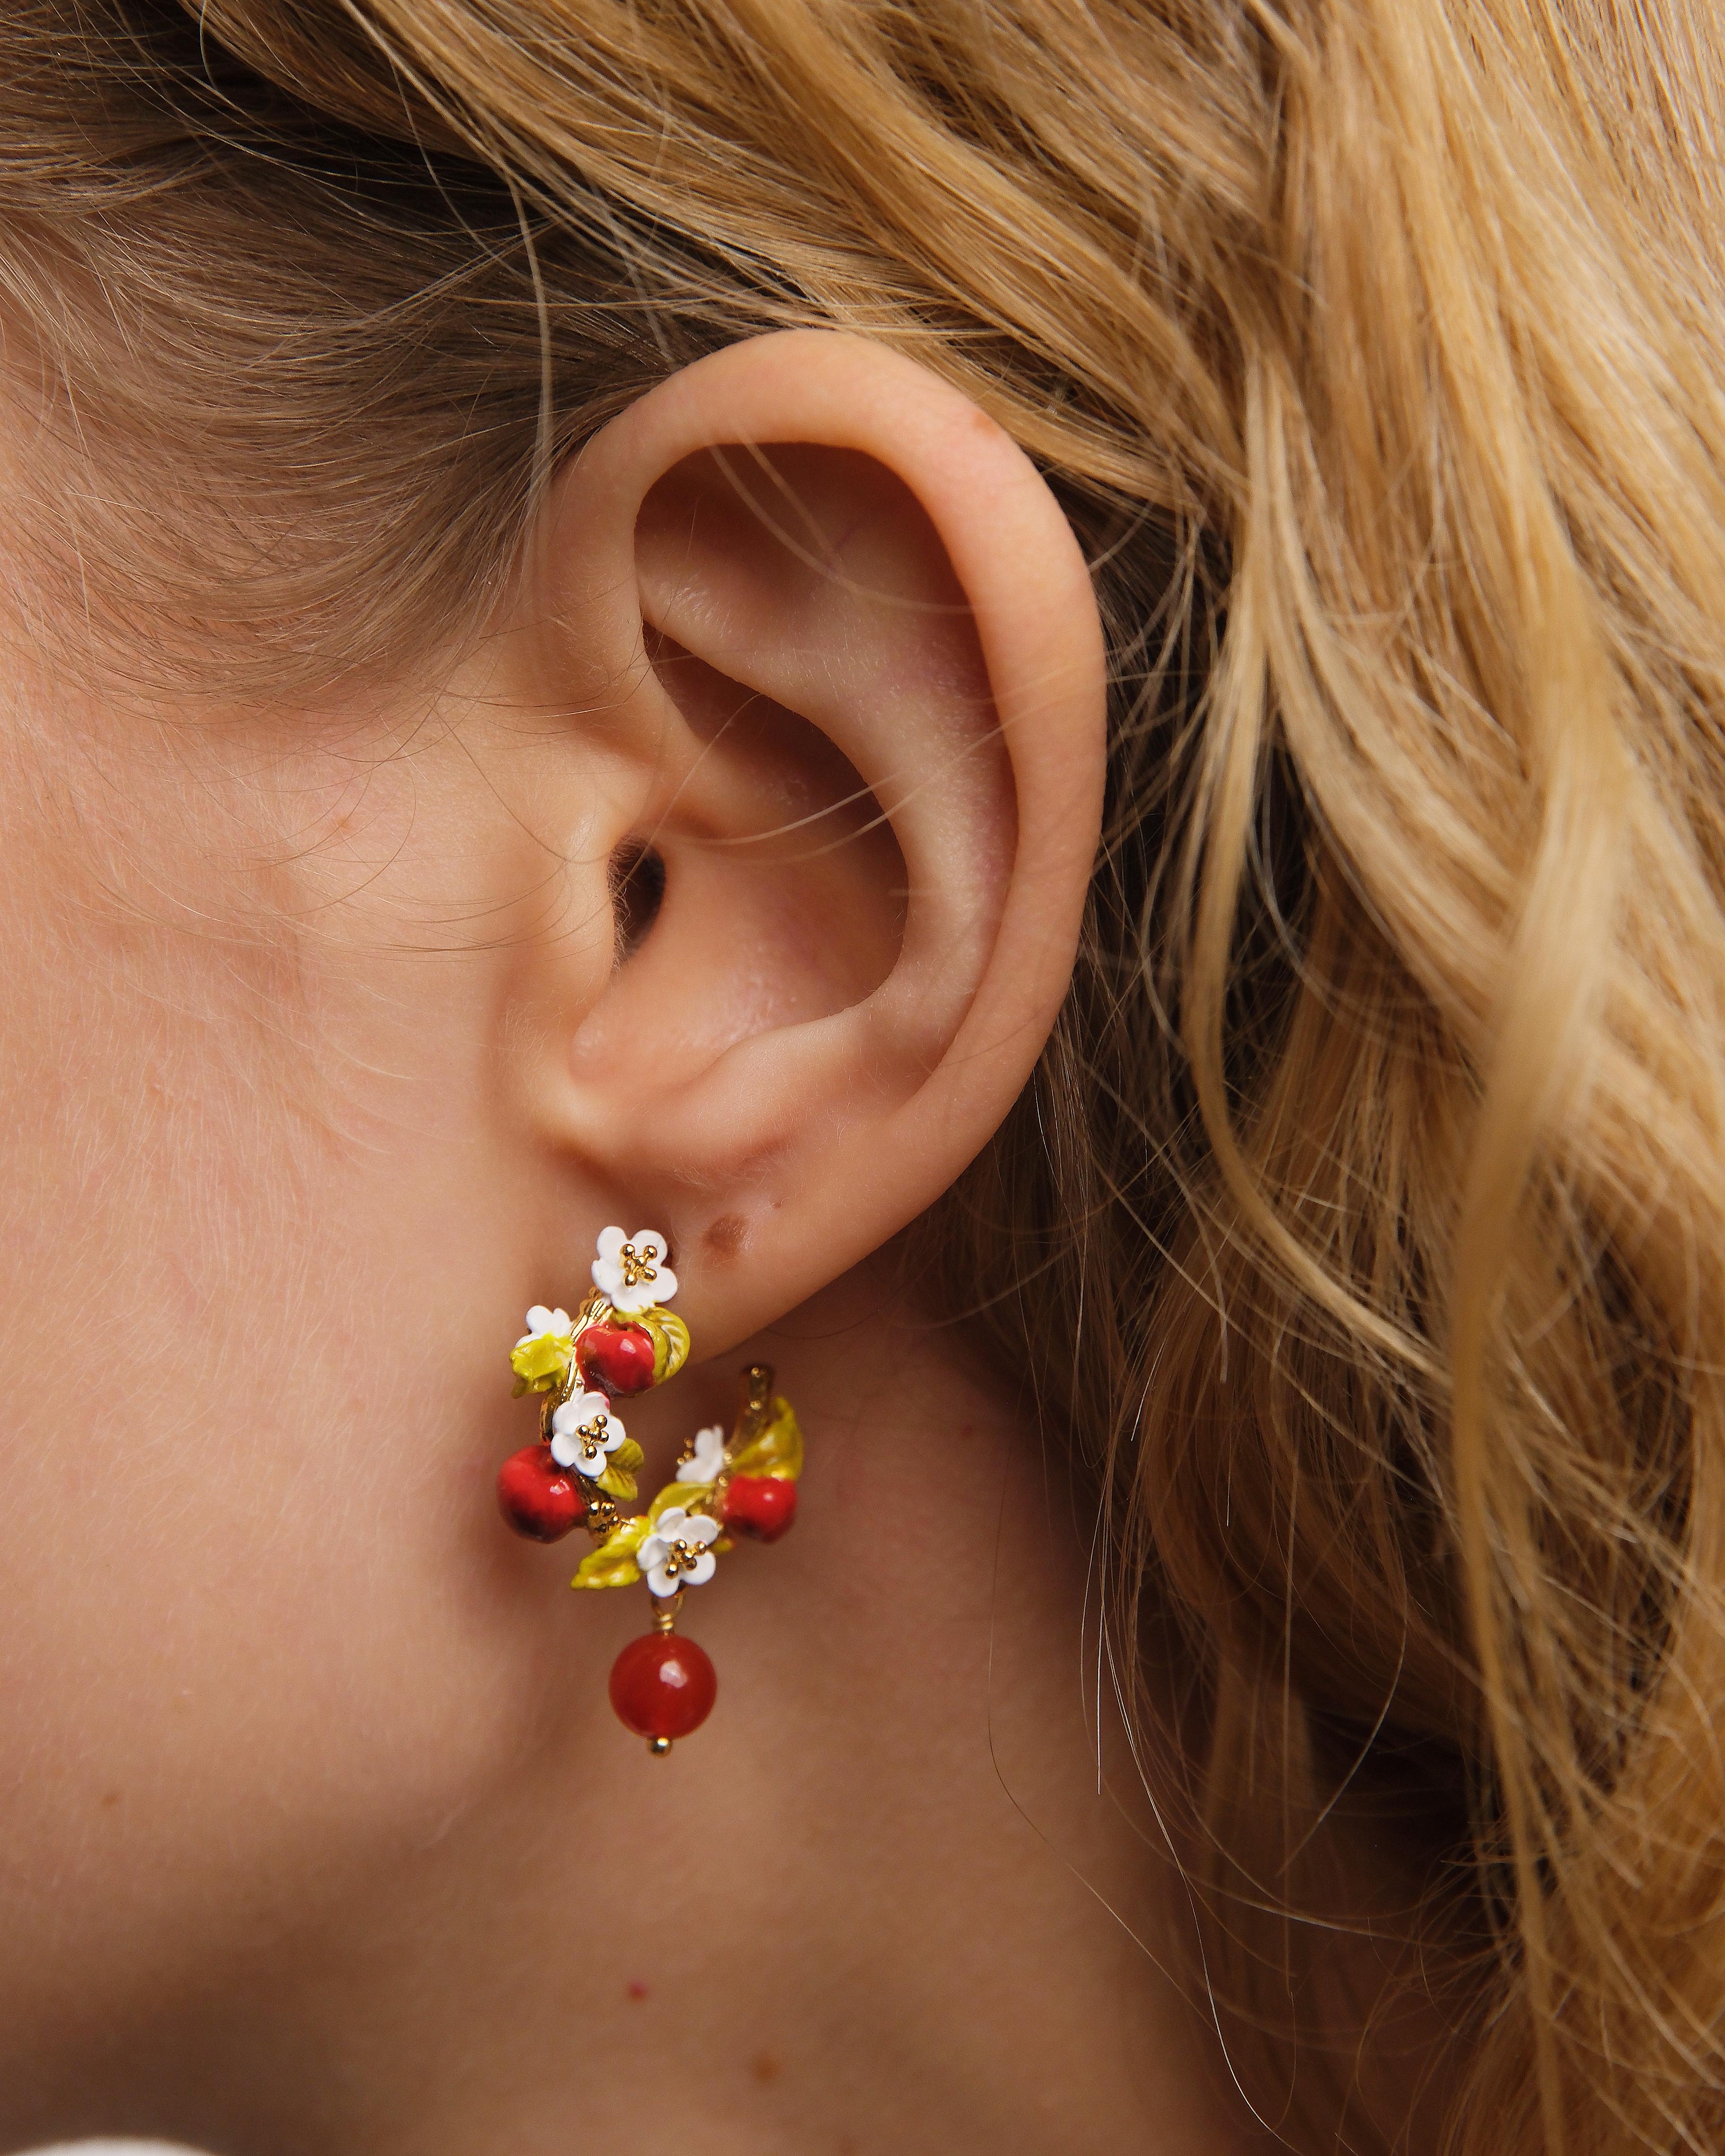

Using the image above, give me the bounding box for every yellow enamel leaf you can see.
[650,1479,714,1523]
[572,1517,648,1591]
[510,1332,573,1391]
[610,1438,645,1472]
[640,1308,690,1384]
[596,1464,638,1501]
[727,1399,804,1481]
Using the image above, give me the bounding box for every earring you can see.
[496,1226,805,1754]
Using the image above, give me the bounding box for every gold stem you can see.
[735,1362,775,1443]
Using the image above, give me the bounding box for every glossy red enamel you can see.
[575,1322,658,1397]
[496,1444,585,1542]
[721,1474,798,1542]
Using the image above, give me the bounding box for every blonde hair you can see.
[9,1,1725,2147]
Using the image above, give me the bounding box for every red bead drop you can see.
[576,1321,658,1397]
[496,1444,585,1542]
[609,1633,718,1743]
[722,1474,798,1542]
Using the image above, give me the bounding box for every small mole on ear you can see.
[705,1213,746,1262]
[626,1978,650,2002]
[751,2051,783,2085]
[99,1790,121,1809]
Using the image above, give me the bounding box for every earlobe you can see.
[512,331,1106,1352]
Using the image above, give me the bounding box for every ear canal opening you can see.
[609,841,667,964]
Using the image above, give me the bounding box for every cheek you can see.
[0,719,579,2031]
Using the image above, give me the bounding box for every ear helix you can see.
[496,1226,808,1753]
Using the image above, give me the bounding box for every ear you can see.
[508,330,1105,1354]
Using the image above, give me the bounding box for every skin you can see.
[0,333,1266,2154]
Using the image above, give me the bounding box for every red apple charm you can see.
[575,1321,658,1397]
[721,1474,798,1542]
[496,1444,585,1542]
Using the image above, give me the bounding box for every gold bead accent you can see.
[648,1736,672,1756]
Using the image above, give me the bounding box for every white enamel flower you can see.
[549,1391,627,1479]
[511,1304,579,1389]
[637,1506,720,1597]
[592,1225,676,1316]
[675,1425,727,1485]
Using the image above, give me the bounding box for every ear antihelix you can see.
[494,1225,808,1754]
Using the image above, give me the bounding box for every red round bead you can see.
[722,1474,798,1542]
[609,1633,718,1742]
[496,1444,585,1542]
[576,1321,658,1397]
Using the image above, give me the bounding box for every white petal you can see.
[637,1534,668,1571]
[601,1428,627,1455]
[654,1506,688,1537]
[525,1304,556,1334]
[646,1560,679,1598]
[589,1230,675,1314]
[549,1430,578,1469]
[549,1309,572,1333]
[550,1400,580,1436]
[684,1550,716,1588]
[683,1514,720,1547]
[574,1391,611,1423]
[576,1446,607,1479]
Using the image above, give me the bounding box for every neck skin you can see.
[40,1277,1262,2156]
